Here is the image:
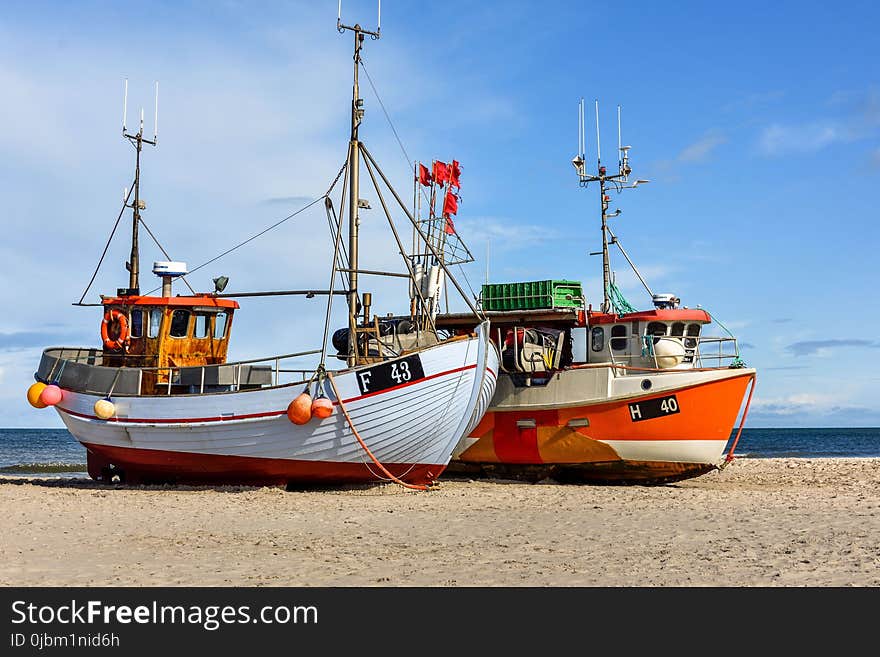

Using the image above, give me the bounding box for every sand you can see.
[1,458,878,587]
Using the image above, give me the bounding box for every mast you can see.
[572,99,649,313]
[129,128,143,292]
[338,6,380,365]
[122,80,158,296]
[348,27,363,355]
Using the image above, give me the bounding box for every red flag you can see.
[418,163,432,187]
[442,189,458,216]
[433,160,449,186]
[444,216,456,235]
[450,160,462,188]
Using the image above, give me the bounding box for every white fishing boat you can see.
[28,10,498,488]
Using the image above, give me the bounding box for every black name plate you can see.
[355,354,426,395]
[628,395,680,422]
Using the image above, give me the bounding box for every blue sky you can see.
[1,0,878,427]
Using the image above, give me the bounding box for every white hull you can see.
[51,324,498,485]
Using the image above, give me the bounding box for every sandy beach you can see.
[1,457,878,587]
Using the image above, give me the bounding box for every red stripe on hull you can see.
[83,443,444,487]
[58,363,478,425]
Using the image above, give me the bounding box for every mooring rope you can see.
[325,371,431,491]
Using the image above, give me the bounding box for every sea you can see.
[1,427,879,478]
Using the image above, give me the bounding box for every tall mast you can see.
[348,27,364,347]
[129,128,143,292]
[338,6,380,364]
[572,99,649,313]
[122,80,158,295]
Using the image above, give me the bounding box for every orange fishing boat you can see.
[438,101,756,484]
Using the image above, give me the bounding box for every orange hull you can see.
[452,371,754,484]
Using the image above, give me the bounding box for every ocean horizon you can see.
[1,426,878,477]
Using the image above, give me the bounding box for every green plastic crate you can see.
[481,279,583,311]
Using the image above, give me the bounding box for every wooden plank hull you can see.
[50,325,499,487]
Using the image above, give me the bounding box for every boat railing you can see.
[604,333,741,370]
[37,347,323,397]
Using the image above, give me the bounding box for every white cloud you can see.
[757,121,853,155]
[451,217,558,253]
[677,132,727,163]
[751,392,841,416]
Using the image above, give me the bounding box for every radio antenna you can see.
[153,81,159,143]
[120,80,159,294]
[572,97,650,313]
[122,79,129,134]
[617,105,622,171]
[338,1,381,38]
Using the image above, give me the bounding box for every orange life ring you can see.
[101,309,129,351]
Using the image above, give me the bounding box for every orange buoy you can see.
[311,396,334,419]
[27,382,48,409]
[287,392,313,425]
[39,384,63,407]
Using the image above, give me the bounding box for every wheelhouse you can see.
[99,294,239,388]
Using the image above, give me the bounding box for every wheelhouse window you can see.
[671,322,685,337]
[170,309,191,338]
[610,325,627,352]
[591,327,604,352]
[647,322,668,338]
[194,313,209,339]
[129,309,143,338]
[148,308,162,338]
[686,323,701,349]
[214,312,228,339]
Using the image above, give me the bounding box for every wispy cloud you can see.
[0,330,91,351]
[827,87,880,125]
[758,87,880,157]
[677,132,727,163]
[871,147,880,170]
[723,90,785,113]
[649,131,727,181]
[739,342,756,349]
[764,365,809,371]
[757,121,854,156]
[751,393,849,416]
[452,217,558,252]
[785,339,880,357]
[260,196,314,207]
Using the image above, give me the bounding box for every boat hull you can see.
[48,326,498,487]
[82,442,443,486]
[450,366,755,484]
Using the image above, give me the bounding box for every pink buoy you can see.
[39,384,63,407]
[287,393,313,425]
[311,396,334,419]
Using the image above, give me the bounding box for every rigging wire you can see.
[137,216,197,295]
[142,161,350,296]
[75,178,136,305]
[360,58,413,168]
[360,58,433,208]
[143,196,326,295]
[456,263,481,311]
[325,371,431,491]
